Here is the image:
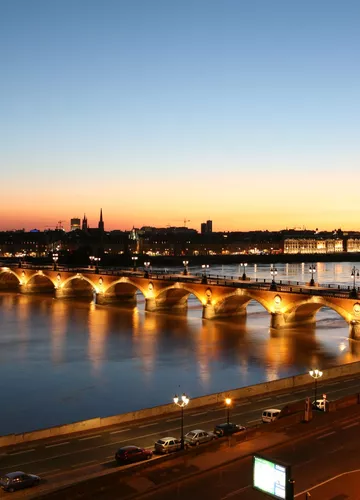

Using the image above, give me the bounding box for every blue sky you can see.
[1,0,360,231]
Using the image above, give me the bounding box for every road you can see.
[137,405,360,500]
[0,374,360,488]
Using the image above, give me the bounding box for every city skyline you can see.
[1,0,360,232]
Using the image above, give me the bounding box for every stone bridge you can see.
[1,265,360,338]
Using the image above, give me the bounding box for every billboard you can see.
[253,454,291,499]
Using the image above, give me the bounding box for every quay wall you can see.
[1,360,360,448]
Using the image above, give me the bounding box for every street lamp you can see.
[309,369,323,407]
[351,266,359,297]
[52,253,59,271]
[201,264,210,284]
[240,263,248,280]
[144,261,150,278]
[270,266,277,290]
[183,260,189,276]
[173,393,190,450]
[225,397,232,425]
[94,257,101,273]
[89,255,95,268]
[132,256,138,271]
[309,264,316,286]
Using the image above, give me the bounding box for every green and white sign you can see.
[253,455,289,499]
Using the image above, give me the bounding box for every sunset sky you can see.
[1,0,360,232]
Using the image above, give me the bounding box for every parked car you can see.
[154,437,182,454]
[262,409,281,423]
[312,399,328,411]
[0,471,40,493]
[184,429,217,446]
[115,446,152,465]
[213,422,246,437]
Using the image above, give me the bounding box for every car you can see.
[312,399,328,411]
[115,446,152,465]
[262,409,281,423]
[154,437,182,454]
[184,429,217,446]
[213,422,246,437]
[0,471,40,493]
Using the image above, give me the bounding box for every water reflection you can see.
[0,260,360,434]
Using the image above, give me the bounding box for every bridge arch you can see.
[0,268,21,290]
[23,272,56,293]
[213,290,273,317]
[98,278,147,306]
[282,297,349,326]
[149,284,204,313]
[58,274,97,299]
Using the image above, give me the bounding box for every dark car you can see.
[214,423,246,437]
[0,471,40,492]
[115,446,152,465]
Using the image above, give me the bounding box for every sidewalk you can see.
[32,404,360,500]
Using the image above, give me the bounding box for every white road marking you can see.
[139,422,158,428]
[166,417,181,422]
[110,428,131,435]
[276,393,289,398]
[190,411,207,417]
[37,468,61,476]
[295,468,360,497]
[257,397,271,401]
[45,441,70,448]
[78,435,102,441]
[342,422,360,430]
[247,419,261,424]
[7,449,35,456]
[316,431,336,439]
[221,485,251,499]
[71,460,97,468]
[236,402,251,407]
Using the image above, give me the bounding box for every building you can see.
[206,220,213,233]
[283,238,344,254]
[70,218,81,231]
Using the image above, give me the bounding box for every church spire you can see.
[98,208,104,233]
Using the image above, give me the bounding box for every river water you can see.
[0,261,359,435]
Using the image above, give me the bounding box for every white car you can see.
[262,409,281,423]
[184,429,217,446]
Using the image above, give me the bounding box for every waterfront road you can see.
[139,403,360,500]
[1,374,360,486]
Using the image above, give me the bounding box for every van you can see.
[262,408,281,423]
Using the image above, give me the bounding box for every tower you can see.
[82,214,88,232]
[98,208,104,233]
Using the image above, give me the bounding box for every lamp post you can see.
[89,255,95,268]
[144,261,150,278]
[94,257,101,273]
[351,266,360,297]
[240,263,248,280]
[52,253,59,271]
[270,266,277,290]
[309,264,316,286]
[132,256,138,271]
[225,397,232,425]
[173,393,190,450]
[201,264,209,284]
[183,260,189,276]
[309,369,323,406]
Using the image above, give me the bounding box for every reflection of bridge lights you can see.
[339,341,347,352]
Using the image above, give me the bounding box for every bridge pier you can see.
[202,303,216,320]
[145,298,157,312]
[349,321,360,340]
[270,312,286,330]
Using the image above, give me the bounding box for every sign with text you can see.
[253,454,291,499]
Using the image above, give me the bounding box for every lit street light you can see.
[240,263,248,280]
[132,256,138,271]
[89,255,95,268]
[309,369,323,407]
[351,266,359,298]
[225,397,232,425]
[52,253,59,271]
[144,261,150,278]
[270,266,277,290]
[309,264,316,286]
[202,264,210,283]
[94,257,101,273]
[183,260,189,276]
[173,393,190,450]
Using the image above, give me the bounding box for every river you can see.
[0,261,359,435]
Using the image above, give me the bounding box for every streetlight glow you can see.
[309,369,323,408]
[309,264,316,286]
[240,263,248,280]
[173,392,190,450]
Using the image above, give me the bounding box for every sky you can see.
[1,0,360,232]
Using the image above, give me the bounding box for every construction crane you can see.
[57,220,66,230]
